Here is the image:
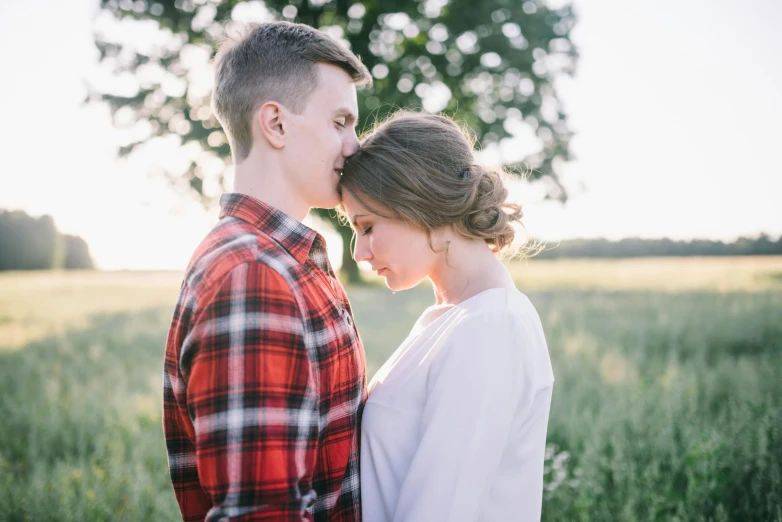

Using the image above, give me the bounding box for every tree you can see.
[89,0,577,282]
[0,211,94,271]
[532,235,782,258]
[0,210,62,271]
[62,235,96,270]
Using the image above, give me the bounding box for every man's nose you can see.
[343,130,360,157]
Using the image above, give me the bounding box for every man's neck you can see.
[233,159,309,222]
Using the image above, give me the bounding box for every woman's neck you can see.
[429,240,513,306]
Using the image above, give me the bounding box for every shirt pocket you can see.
[304,279,363,379]
[324,300,364,383]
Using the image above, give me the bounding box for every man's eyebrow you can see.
[335,107,358,123]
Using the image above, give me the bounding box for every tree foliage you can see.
[0,210,95,271]
[62,235,97,270]
[535,235,782,259]
[90,0,577,279]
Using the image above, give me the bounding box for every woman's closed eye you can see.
[361,226,373,236]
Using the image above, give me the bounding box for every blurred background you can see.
[1,0,780,520]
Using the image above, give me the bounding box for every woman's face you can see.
[341,191,440,291]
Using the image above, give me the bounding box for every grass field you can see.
[1,257,781,521]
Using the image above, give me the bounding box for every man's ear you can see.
[257,101,287,149]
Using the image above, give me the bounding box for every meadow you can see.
[1,257,781,521]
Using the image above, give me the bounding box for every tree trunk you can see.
[310,208,363,284]
[338,223,362,284]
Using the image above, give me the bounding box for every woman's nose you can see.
[353,234,372,262]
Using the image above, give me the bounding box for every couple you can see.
[163,21,554,522]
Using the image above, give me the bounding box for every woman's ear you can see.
[257,101,287,149]
[428,226,451,254]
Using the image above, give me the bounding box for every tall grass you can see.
[1,258,780,521]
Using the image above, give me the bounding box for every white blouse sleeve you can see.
[391,310,546,522]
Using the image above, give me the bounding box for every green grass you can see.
[1,258,781,521]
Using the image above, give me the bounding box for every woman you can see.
[338,112,555,521]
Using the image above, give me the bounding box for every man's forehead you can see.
[314,64,358,103]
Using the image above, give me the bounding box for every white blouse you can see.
[360,288,555,522]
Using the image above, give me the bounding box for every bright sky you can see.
[1,0,780,270]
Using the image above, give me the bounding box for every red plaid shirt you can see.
[163,193,366,521]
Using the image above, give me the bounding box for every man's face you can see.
[283,63,360,210]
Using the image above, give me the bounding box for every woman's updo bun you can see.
[455,164,524,253]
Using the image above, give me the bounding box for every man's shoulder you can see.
[183,216,303,297]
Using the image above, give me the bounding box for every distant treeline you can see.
[0,210,94,271]
[535,235,782,259]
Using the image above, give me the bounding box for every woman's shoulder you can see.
[416,303,456,329]
[451,287,540,327]
[436,288,553,383]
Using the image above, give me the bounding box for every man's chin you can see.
[310,199,341,211]
[310,188,341,210]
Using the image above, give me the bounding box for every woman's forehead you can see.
[341,191,371,217]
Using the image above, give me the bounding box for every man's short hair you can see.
[211,21,372,162]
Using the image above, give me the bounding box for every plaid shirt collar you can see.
[219,192,325,266]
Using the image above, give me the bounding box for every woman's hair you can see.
[338,111,527,255]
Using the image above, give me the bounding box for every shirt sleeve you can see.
[391,310,541,522]
[182,261,319,521]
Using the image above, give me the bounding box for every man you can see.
[163,21,372,521]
